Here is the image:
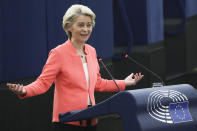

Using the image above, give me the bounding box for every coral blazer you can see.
[20,39,125,126]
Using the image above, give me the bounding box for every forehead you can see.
[74,15,92,23]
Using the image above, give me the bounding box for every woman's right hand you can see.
[7,83,26,95]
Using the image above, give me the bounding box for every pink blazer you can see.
[20,39,125,126]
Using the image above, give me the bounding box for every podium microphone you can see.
[98,57,121,92]
[124,54,166,86]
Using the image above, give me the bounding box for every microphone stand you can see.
[98,58,121,92]
[124,54,166,86]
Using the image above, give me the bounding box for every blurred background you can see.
[0,0,197,130]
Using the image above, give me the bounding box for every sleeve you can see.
[93,49,125,92]
[19,49,61,99]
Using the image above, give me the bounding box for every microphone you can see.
[98,57,121,92]
[124,54,166,86]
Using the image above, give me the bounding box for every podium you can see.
[59,84,197,131]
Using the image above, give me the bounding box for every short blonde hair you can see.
[62,4,96,38]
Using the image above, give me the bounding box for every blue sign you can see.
[169,101,193,123]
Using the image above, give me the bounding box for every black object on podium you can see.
[59,84,197,131]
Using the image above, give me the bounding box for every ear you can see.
[65,24,72,31]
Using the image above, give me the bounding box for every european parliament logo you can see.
[147,90,193,124]
[170,101,192,123]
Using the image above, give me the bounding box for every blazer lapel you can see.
[65,40,88,90]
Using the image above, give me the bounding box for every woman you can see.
[7,4,144,131]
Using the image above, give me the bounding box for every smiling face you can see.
[68,15,93,44]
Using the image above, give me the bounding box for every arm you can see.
[93,50,143,92]
[7,49,61,98]
[94,64,125,92]
[93,49,125,92]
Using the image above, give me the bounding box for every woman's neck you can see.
[71,39,84,51]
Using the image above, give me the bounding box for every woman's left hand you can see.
[125,73,144,87]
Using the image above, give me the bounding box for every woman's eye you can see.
[77,23,92,28]
[87,24,92,27]
[78,24,84,27]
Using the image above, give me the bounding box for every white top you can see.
[83,63,91,105]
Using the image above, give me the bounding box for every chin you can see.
[81,38,89,42]
[78,40,87,44]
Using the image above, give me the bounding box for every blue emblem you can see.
[169,101,193,123]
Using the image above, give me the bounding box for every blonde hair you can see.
[62,4,96,38]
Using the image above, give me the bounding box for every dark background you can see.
[0,0,197,130]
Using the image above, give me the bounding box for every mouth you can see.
[80,34,88,36]
[80,34,89,38]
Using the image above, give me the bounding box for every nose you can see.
[82,26,88,32]
[82,25,91,32]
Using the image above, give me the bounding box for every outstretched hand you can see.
[7,83,26,95]
[125,73,144,87]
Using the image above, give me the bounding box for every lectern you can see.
[59,84,197,131]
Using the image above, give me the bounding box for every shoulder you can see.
[53,43,66,52]
[46,43,65,61]
[49,42,67,54]
[85,44,96,53]
[85,44,98,59]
